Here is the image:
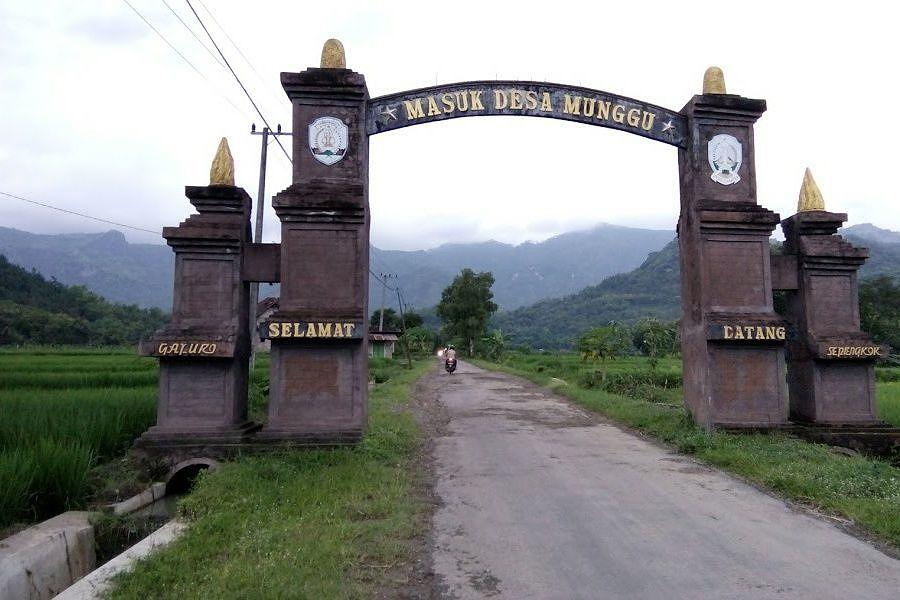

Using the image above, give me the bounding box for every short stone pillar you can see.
[781,171,884,424]
[677,68,788,428]
[137,140,257,459]
[258,42,370,443]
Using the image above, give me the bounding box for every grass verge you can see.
[877,381,900,427]
[473,353,900,550]
[107,359,432,599]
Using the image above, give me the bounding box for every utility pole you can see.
[377,272,397,331]
[249,123,291,369]
[396,288,413,369]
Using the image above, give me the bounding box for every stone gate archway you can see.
[136,40,885,462]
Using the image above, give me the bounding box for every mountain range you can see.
[493,224,900,348]
[0,227,173,309]
[372,224,674,311]
[0,223,896,349]
[0,224,674,313]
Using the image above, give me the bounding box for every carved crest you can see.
[708,134,742,186]
[308,116,348,166]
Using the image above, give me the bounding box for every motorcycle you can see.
[445,357,457,374]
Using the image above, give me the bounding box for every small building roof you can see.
[256,296,279,317]
[369,332,399,342]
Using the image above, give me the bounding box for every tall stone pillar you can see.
[258,40,370,443]
[678,68,788,428]
[781,170,884,424]
[137,139,257,461]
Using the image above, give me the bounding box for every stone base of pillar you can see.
[132,421,260,468]
[256,341,367,444]
[788,360,880,425]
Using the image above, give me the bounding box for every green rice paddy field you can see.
[0,347,272,529]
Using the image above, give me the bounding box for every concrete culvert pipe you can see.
[165,458,220,495]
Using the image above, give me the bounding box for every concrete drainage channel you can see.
[0,459,217,599]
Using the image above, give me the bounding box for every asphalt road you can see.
[428,361,900,599]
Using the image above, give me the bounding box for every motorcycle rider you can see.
[444,345,458,373]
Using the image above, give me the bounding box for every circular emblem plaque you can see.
[308,116,349,166]
[708,134,742,186]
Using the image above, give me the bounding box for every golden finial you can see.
[320,38,346,68]
[703,66,726,94]
[209,137,234,186]
[798,168,826,212]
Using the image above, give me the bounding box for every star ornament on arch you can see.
[661,119,676,138]
[378,105,398,124]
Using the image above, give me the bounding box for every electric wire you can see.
[369,269,397,291]
[119,0,251,120]
[159,0,226,70]
[185,0,293,165]
[194,0,287,110]
[4,190,412,308]
[0,191,163,237]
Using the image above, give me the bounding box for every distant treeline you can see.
[0,255,168,346]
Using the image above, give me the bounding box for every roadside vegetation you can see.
[0,348,158,529]
[474,352,900,548]
[109,358,432,599]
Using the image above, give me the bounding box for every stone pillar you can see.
[781,170,883,424]
[258,40,370,443]
[678,68,788,428]
[137,139,257,460]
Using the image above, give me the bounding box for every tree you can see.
[632,318,679,370]
[481,329,507,361]
[576,324,630,379]
[402,311,424,329]
[370,308,400,331]
[401,325,435,355]
[437,269,498,357]
[369,308,423,332]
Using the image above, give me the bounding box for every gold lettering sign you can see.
[156,341,218,356]
[720,324,786,341]
[824,346,884,358]
[392,88,660,134]
[265,321,359,340]
[369,83,687,146]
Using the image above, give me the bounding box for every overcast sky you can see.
[1,1,897,250]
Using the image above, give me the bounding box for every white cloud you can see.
[0,0,897,250]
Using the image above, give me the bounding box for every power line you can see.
[120,0,250,120]
[0,191,162,237]
[369,268,397,291]
[194,0,286,110]
[185,0,293,165]
[5,187,412,298]
[159,0,225,70]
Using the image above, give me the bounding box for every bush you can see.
[400,326,436,356]
[876,368,900,382]
[578,370,682,396]
[576,325,630,363]
[368,357,396,384]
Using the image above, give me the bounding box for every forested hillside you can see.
[0,227,173,309]
[493,240,681,348]
[0,255,168,345]
[494,229,900,349]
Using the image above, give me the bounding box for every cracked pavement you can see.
[427,361,900,599]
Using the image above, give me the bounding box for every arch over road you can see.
[367,81,688,147]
